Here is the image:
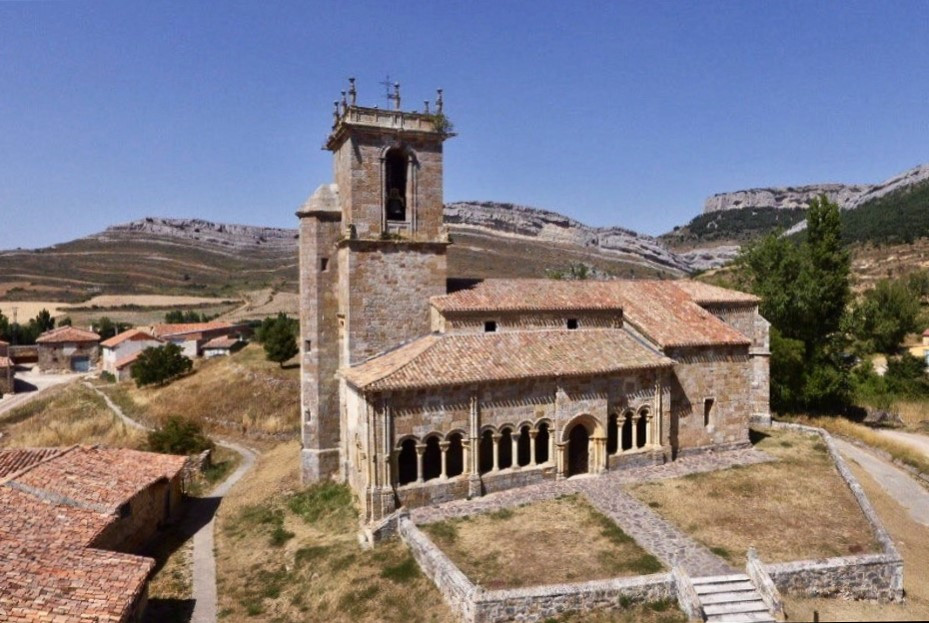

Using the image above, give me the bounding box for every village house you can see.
[147,321,251,358]
[101,328,165,381]
[202,335,244,358]
[36,325,102,373]
[297,84,770,525]
[0,445,188,622]
[0,339,13,397]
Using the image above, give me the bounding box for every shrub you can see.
[261,313,298,367]
[131,343,192,387]
[147,415,214,455]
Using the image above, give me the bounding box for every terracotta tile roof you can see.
[0,487,111,548]
[115,351,142,369]
[8,446,188,514]
[431,279,752,348]
[100,328,162,349]
[343,329,674,392]
[671,280,760,305]
[432,279,627,312]
[0,447,64,479]
[0,356,11,369]
[150,321,236,338]
[35,326,101,344]
[203,336,240,349]
[0,538,153,623]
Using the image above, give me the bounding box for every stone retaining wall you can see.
[766,421,904,601]
[398,516,675,623]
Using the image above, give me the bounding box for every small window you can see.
[320,257,329,272]
[305,340,312,352]
[484,321,497,333]
[566,318,579,330]
[704,398,714,428]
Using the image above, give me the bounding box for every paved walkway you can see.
[411,447,772,577]
[835,437,929,528]
[0,370,82,418]
[90,382,256,623]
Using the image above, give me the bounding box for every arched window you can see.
[517,425,532,467]
[397,438,418,486]
[479,430,495,474]
[499,428,513,469]
[423,436,441,482]
[446,433,464,478]
[384,148,407,221]
[621,412,634,451]
[607,413,619,455]
[636,409,649,449]
[535,423,550,464]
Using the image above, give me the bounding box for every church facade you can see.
[298,83,770,525]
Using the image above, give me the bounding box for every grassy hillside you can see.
[841,179,929,246]
[661,207,808,250]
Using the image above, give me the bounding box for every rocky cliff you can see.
[703,183,873,213]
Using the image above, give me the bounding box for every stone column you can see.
[592,435,607,474]
[529,430,538,467]
[415,444,426,483]
[439,441,450,479]
[555,441,566,480]
[511,432,520,469]
[492,434,502,472]
[468,394,482,498]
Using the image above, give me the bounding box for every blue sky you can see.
[1,0,927,249]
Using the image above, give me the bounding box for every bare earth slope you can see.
[0,204,688,301]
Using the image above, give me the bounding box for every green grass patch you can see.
[287,481,356,529]
[380,555,421,583]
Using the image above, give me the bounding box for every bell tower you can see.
[298,80,454,482]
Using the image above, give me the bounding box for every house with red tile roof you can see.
[297,98,771,527]
[35,326,102,373]
[0,445,188,622]
[146,321,251,358]
[101,328,165,380]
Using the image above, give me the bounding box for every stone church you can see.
[298,82,770,525]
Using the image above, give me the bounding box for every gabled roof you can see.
[431,279,752,348]
[671,280,760,305]
[203,335,240,349]
[150,321,237,339]
[7,446,188,514]
[0,486,111,548]
[343,329,674,392]
[100,328,162,349]
[36,326,101,344]
[115,351,142,369]
[0,447,64,479]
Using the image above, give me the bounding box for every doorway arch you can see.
[567,424,590,476]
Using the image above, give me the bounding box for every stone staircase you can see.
[692,573,778,623]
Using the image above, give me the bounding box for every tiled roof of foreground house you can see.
[343,329,674,392]
[432,279,752,348]
[671,280,760,305]
[0,446,187,622]
[7,446,187,514]
[35,326,101,344]
[0,539,154,623]
[100,328,162,349]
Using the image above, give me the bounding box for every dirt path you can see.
[877,429,929,459]
[834,437,929,528]
[0,371,82,418]
[89,383,257,623]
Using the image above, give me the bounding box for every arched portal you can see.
[567,424,590,477]
[397,438,417,485]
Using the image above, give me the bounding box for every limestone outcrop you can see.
[703,184,872,213]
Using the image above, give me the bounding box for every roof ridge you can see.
[0,445,77,485]
[346,334,443,389]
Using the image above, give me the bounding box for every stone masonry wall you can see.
[339,241,447,365]
[667,345,752,452]
[37,342,100,372]
[92,476,184,554]
[0,364,12,397]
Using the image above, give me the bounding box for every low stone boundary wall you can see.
[398,516,674,623]
[767,421,903,601]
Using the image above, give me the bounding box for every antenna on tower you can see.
[379,75,393,106]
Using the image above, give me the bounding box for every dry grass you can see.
[215,441,455,622]
[784,414,929,476]
[554,602,686,623]
[101,344,299,443]
[892,400,929,429]
[0,383,146,449]
[423,494,664,589]
[781,459,929,621]
[628,428,878,566]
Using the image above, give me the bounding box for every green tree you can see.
[147,416,214,455]
[94,317,117,340]
[262,313,298,367]
[849,278,920,354]
[736,195,851,412]
[33,308,55,333]
[131,343,193,387]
